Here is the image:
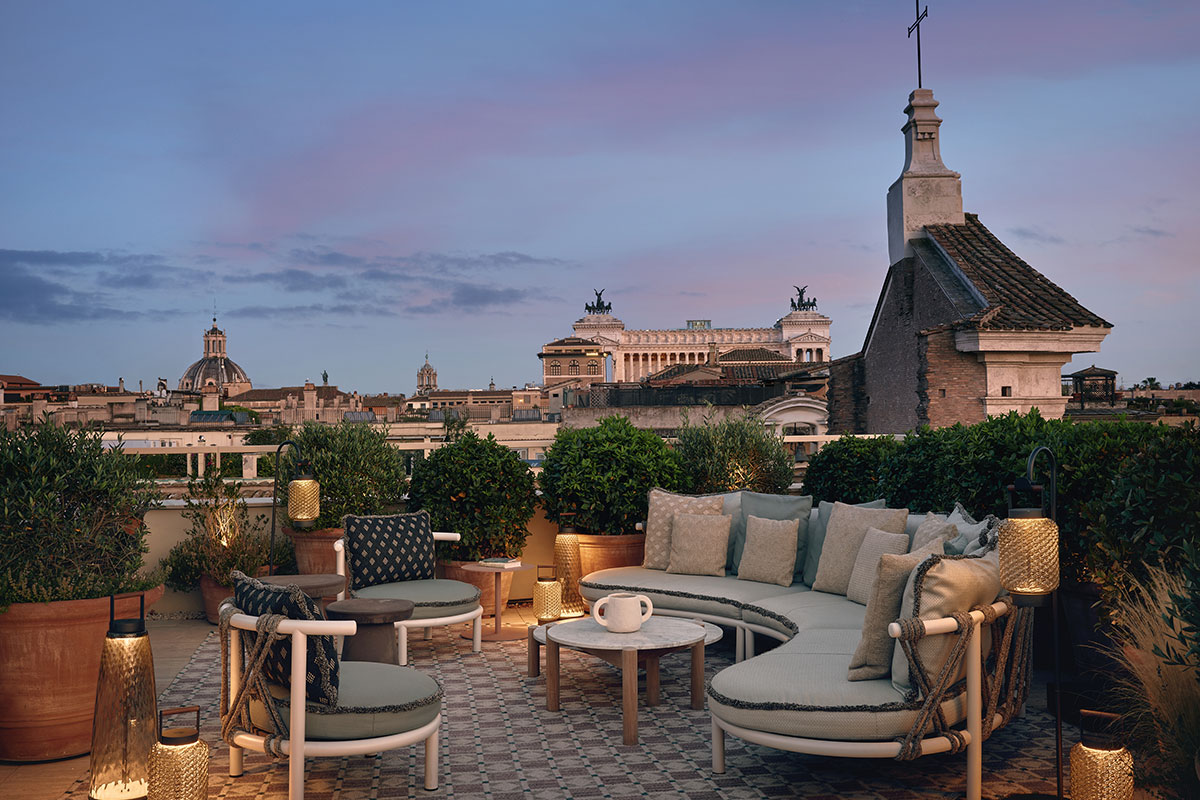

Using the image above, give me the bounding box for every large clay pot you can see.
[199,573,232,625]
[441,561,513,617]
[287,526,344,575]
[576,533,645,579]
[0,585,164,762]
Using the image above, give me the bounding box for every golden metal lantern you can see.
[997,509,1060,602]
[148,706,208,800]
[553,533,587,617]
[90,596,156,800]
[1070,710,1133,800]
[533,565,563,624]
[287,459,320,530]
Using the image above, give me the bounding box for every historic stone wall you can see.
[918,329,988,428]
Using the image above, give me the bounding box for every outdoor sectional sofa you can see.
[578,490,1034,800]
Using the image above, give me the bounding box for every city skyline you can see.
[2,2,1197,394]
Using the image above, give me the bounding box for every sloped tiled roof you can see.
[924,214,1111,331]
[231,385,349,403]
[718,347,792,363]
[542,336,603,349]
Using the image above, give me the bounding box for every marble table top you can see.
[540,616,722,651]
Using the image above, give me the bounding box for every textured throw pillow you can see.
[232,571,339,706]
[344,512,436,591]
[846,527,911,605]
[890,550,1002,698]
[736,515,800,587]
[846,539,944,681]
[910,513,959,552]
[736,493,813,577]
[812,503,909,596]
[943,503,996,556]
[643,489,725,570]
[803,499,886,586]
[665,513,732,577]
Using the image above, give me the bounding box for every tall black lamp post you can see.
[267,440,319,576]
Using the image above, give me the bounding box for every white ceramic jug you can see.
[592,592,653,633]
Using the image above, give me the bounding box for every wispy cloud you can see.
[1009,226,1065,245]
[224,268,349,292]
[1129,226,1173,239]
[0,263,129,323]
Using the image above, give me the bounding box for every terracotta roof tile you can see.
[924,214,1111,331]
[718,347,793,363]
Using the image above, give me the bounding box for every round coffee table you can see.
[326,598,415,664]
[458,562,535,641]
[533,616,722,745]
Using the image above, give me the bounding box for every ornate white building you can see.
[565,289,832,382]
[178,318,252,397]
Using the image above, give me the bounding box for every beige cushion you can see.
[891,550,1001,697]
[803,499,885,586]
[642,489,725,570]
[846,539,944,681]
[910,513,959,551]
[846,528,910,605]
[811,503,909,596]
[665,513,732,577]
[736,515,800,587]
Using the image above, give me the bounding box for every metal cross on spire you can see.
[908,0,929,88]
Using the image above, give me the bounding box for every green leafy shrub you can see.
[675,412,793,494]
[802,433,901,503]
[279,421,407,530]
[408,431,537,561]
[0,422,160,606]
[161,467,292,590]
[539,416,683,535]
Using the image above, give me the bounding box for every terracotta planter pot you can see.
[287,526,344,575]
[0,585,164,762]
[441,561,513,617]
[199,573,232,625]
[577,533,645,578]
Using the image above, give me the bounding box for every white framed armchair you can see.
[336,512,483,665]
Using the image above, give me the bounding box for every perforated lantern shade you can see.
[997,509,1060,600]
[287,463,320,530]
[90,598,156,800]
[533,567,563,624]
[148,706,208,800]
[1070,710,1134,800]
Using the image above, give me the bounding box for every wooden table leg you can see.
[644,654,660,706]
[622,647,638,745]
[527,626,540,678]
[492,572,503,636]
[691,640,705,710]
[546,638,560,711]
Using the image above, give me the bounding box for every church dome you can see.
[178,320,252,394]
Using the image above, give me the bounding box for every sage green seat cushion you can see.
[579,567,802,621]
[707,637,967,740]
[251,661,442,740]
[354,578,481,619]
[741,590,865,636]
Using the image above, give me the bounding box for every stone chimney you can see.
[886,89,964,265]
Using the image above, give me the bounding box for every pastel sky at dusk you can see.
[2,1,1197,395]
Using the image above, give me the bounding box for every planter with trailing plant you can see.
[0,422,162,761]
[278,420,408,574]
[539,416,682,576]
[408,430,537,614]
[161,467,292,623]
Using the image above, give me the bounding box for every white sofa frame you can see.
[334,531,483,665]
[222,606,441,800]
[709,599,1010,800]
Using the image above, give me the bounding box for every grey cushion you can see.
[910,513,959,552]
[579,566,800,621]
[344,512,436,590]
[803,499,886,586]
[354,578,481,619]
[666,513,732,577]
[891,550,1002,697]
[740,590,864,636]
[943,503,994,555]
[736,493,813,578]
[642,489,725,570]
[252,660,442,740]
[736,515,800,587]
[846,527,910,605]
[812,504,909,596]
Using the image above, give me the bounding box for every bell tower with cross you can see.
[886,2,964,265]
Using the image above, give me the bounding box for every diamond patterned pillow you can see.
[344,512,436,591]
[642,489,725,570]
[231,571,339,707]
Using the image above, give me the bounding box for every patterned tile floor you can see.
[54,609,1078,800]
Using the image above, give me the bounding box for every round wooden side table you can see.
[325,598,415,664]
[459,562,535,641]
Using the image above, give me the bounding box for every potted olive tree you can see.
[408,430,537,614]
[278,420,408,574]
[539,415,682,576]
[0,421,162,762]
[674,411,794,494]
[161,467,293,623]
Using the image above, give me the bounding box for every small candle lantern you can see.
[1070,709,1133,800]
[148,706,208,800]
[533,565,563,624]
